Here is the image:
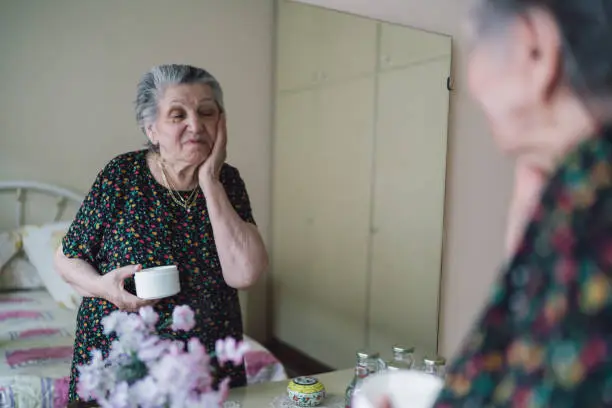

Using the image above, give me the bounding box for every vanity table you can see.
[66,369,354,408]
[227,369,353,407]
[68,368,355,408]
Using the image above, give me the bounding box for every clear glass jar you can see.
[422,355,446,378]
[386,344,415,371]
[345,350,385,408]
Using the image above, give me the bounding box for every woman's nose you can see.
[187,114,205,133]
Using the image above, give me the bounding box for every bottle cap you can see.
[392,344,415,354]
[424,355,446,366]
[356,349,380,360]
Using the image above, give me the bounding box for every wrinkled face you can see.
[147,83,221,165]
[465,8,562,157]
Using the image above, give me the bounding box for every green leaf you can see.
[115,354,149,385]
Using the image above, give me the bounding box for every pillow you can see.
[21,222,81,309]
[0,230,21,269]
[0,256,44,290]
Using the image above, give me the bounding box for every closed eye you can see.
[169,109,186,121]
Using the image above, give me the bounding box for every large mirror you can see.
[271,0,452,371]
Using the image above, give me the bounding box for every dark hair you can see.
[474,0,612,98]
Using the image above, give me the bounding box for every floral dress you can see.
[433,127,612,407]
[63,150,253,402]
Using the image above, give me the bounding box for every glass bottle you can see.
[386,344,415,371]
[344,350,384,408]
[423,355,446,378]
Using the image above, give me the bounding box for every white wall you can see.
[0,0,274,340]
[294,0,514,358]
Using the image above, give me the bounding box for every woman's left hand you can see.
[198,113,227,186]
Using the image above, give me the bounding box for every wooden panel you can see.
[272,77,375,369]
[272,89,319,348]
[318,8,378,83]
[367,56,451,359]
[379,22,451,72]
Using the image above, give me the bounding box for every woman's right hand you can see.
[99,264,156,312]
[375,397,392,408]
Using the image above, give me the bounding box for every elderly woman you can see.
[54,64,268,402]
[423,0,612,406]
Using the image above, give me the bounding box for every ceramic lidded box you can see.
[287,376,326,407]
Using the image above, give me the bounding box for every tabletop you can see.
[67,369,354,408]
[227,369,354,407]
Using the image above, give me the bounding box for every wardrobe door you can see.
[272,76,375,369]
[317,9,377,84]
[378,22,451,72]
[367,54,451,358]
[276,0,320,92]
[306,76,375,369]
[272,89,319,350]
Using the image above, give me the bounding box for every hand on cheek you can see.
[198,113,227,186]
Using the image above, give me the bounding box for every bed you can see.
[0,181,287,408]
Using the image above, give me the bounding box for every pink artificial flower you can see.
[168,340,185,356]
[185,338,213,391]
[78,306,234,408]
[215,337,249,366]
[89,349,105,368]
[171,305,196,331]
[148,349,211,407]
[137,337,172,363]
[77,350,112,401]
[131,377,166,407]
[108,327,147,356]
[139,306,159,328]
[101,311,129,335]
[100,381,129,408]
[76,369,98,401]
[149,353,193,394]
[120,313,147,336]
[187,337,207,360]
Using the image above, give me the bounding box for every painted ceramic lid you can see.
[287,376,326,394]
[287,376,326,406]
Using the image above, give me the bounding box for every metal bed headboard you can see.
[0,181,83,228]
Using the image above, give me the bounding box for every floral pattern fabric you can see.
[434,129,612,407]
[62,150,254,402]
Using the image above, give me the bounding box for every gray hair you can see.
[135,64,225,138]
[472,0,612,99]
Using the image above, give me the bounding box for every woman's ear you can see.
[146,124,156,144]
[216,101,224,115]
[523,8,563,101]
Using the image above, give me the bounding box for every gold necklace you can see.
[156,157,199,212]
